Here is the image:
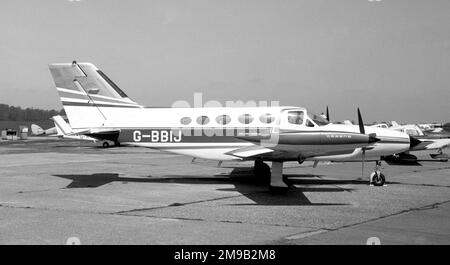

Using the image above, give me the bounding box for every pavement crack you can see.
[113,212,316,229]
[328,199,450,232]
[114,191,265,215]
[282,199,450,242]
[398,183,450,188]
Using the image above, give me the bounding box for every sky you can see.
[0,0,449,123]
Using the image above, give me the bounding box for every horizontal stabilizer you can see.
[78,128,121,142]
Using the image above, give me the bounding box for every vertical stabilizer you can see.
[48,61,141,129]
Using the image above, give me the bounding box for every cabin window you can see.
[308,112,329,126]
[405,129,420,136]
[180,117,192,125]
[216,115,231,125]
[238,114,254,124]
[196,115,210,125]
[259,113,275,124]
[287,111,304,125]
[306,119,315,127]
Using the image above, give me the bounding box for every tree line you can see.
[0,104,65,121]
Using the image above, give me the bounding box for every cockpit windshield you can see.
[308,112,330,126]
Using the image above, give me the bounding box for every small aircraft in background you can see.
[417,122,445,133]
[31,116,113,147]
[384,121,450,161]
[327,108,450,163]
[31,124,57,136]
[51,115,98,144]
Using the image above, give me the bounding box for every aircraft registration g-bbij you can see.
[48,61,412,192]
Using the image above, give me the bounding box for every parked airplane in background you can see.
[31,124,57,136]
[417,123,444,133]
[48,61,414,191]
[346,119,450,162]
[387,121,450,161]
[51,115,98,144]
[32,116,112,147]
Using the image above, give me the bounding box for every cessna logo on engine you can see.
[133,130,182,142]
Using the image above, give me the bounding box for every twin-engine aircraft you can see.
[48,62,412,191]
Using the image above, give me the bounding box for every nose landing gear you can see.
[369,161,386,186]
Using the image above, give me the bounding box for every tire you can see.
[269,186,289,194]
[371,172,385,186]
[254,161,271,184]
[102,142,110,148]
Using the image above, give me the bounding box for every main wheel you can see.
[370,172,385,186]
[102,142,110,148]
[254,160,271,184]
[269,186,289,194]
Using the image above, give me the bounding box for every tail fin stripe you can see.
[60,96,140,106]
[57,87,140,105]
[60,101,141,108]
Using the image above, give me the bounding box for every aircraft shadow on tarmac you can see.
[52,167,381,206]
[384,160,423,166]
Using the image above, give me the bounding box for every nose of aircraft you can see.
[409,136,422,149]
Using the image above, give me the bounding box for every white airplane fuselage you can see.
[63,105,410,162]
[49,62,411,164]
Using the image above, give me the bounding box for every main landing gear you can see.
[253,160,289,193]
[369,161,386,187]
[102,141,120,148]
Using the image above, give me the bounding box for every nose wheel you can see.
[369,161,386,186]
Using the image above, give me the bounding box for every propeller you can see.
[357,108,365,134]
[326,106,330,122]
[357,107,377,179]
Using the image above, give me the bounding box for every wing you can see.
[226,145,274,159]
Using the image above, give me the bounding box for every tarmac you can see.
[0,137,449,245]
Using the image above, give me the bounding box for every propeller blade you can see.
[326,106,330,122]
[361,148,366,179]
[357,108,365,135]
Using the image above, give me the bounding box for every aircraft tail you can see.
[31,124,57,135]
[31,124,44,135]
[48,61,142,129]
